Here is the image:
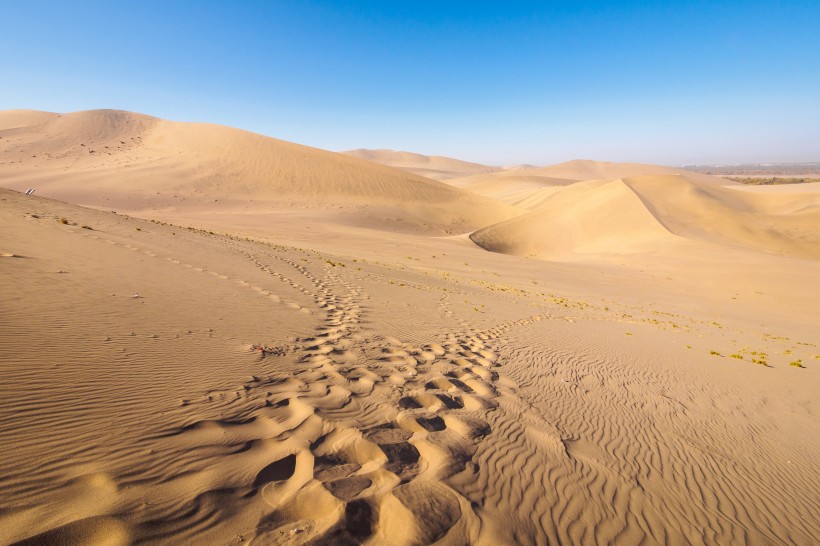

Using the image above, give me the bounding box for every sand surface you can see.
[341,150,503,181]
[0,110,520,235]
[445,160,731,208]
[470,174,820,261]
[1,111,819,545]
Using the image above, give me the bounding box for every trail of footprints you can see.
[76,228,316,315]
[72,226,542,543]
[160,252,539,544]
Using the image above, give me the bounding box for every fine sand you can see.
[341,149,503,181]
[445,160,729,209]
[1,110,819,545]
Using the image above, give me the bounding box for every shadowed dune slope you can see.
[0,110,521,232]
[341,148,503,180]
[471,174,820,260]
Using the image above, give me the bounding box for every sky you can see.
[2,0,819,166]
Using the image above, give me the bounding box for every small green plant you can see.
[710,350,721,356]
[751,358,767,366]
[730,354,743,359]
[789,360,804,368]
[59,218,69,225]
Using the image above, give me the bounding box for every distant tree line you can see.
[724,176,820,185]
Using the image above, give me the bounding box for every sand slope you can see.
[2,110,819,546]
[341,149,503,180]
[470,179,675,260]
[447,173,577,209]
[471,174,820,261]
[0,110,521,233]
[1,187,819,545]
[447,159,727,208]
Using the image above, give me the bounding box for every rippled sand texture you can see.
[1,109,819,545]
[2,188,818,545]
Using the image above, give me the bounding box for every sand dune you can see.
[0,110,521,234]
[471,173,820,261]
[2,187,818,545]
[471,178,675,260]
[447,159,727,208]
[1,109,819,546]
[0,109,63,130]
[341,149,503,180]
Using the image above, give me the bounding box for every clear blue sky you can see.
[2,1,819,165]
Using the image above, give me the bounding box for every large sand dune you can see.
[0,110,520,234]
[341,149,503,180]
[1,111,819,545]
[471,173,820,261]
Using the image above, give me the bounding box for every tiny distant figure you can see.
[25,189,35,195]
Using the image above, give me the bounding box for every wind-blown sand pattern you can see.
[1,111,819,545]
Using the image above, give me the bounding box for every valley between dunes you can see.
[1,110,818,545]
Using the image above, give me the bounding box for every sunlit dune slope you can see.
[0,110,521,232]
[471,174,820,260]
[341,148,502,180]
